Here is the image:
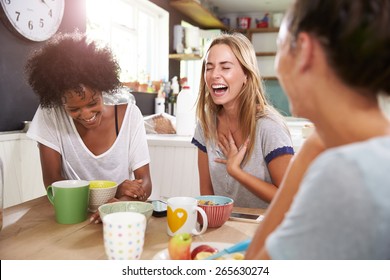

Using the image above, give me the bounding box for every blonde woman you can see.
[192,33,294,208]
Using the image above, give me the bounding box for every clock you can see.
[0,0,65,42]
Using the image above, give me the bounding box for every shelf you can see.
[263,77,278,81]
[246,27,279,40]
[169,53,203,60]
[249,27,280,33]
[169,0,226,29]
[256,52,276,56]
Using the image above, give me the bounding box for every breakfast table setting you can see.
[0,193,265,260]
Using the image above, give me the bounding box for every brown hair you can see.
[25,31,121,108]
[285,0,390,96]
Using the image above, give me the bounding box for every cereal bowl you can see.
[195,195,234,228]
[88,180,118,212]
[98,201,154,221]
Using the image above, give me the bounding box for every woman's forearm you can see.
[245,131,325,259]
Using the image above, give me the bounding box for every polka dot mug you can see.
[102,212,146,260]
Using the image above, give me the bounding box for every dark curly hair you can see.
[285,0,390,96]
[25,32,121,108]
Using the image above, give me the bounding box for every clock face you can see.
[0,0,65,42]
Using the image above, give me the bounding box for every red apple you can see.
[191,244,218,260]
[168,233,192,260]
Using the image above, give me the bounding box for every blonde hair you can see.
[196,32,279,162]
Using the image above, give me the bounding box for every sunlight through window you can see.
[86,0,168,85]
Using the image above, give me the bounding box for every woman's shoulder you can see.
[117,102,144,125]
[34,105,68,121]
[257,109,288,130]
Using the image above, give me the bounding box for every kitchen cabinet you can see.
[0,133,45,208]
[246,28,279,80]
[147,135,200,200]
[169,0,226,29]
[169,0,225,62]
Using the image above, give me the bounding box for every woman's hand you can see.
[215,131,249,176]
[116,179,147,201]
[89,197,120,224]
[90,176,150,224]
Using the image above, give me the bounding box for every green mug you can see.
[47,180,90,224]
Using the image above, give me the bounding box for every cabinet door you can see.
[0,136,45,208]
[148,142,200,199]
[0,139,21,207]
[20,139,45,203]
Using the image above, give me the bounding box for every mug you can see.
[102,212,147,260]
[47,180,90,224]
[167,197,208,236]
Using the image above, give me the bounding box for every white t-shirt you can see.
[27,103,150,184]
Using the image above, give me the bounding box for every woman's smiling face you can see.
[62,86,104,129]
[204,43,247,108]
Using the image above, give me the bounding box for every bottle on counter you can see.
[162,81,171,114]
[170,76,180,116]
[155,87,165,115]
[176,85,197,136]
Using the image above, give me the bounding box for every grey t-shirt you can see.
[267,136,390,259]
[192,112,294,208]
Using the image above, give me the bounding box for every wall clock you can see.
[0,0,65,42]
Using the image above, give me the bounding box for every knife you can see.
[204,239,251,260]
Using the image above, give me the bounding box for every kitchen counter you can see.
[147,134,194,147]
[146,116,310,151]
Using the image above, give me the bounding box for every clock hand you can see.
[40,0,50,9]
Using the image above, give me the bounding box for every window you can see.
[86,0,169,83]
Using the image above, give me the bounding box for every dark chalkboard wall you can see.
[0,0,86,132]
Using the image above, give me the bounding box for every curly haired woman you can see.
[192,33,294,208]
[25,32,152,222]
